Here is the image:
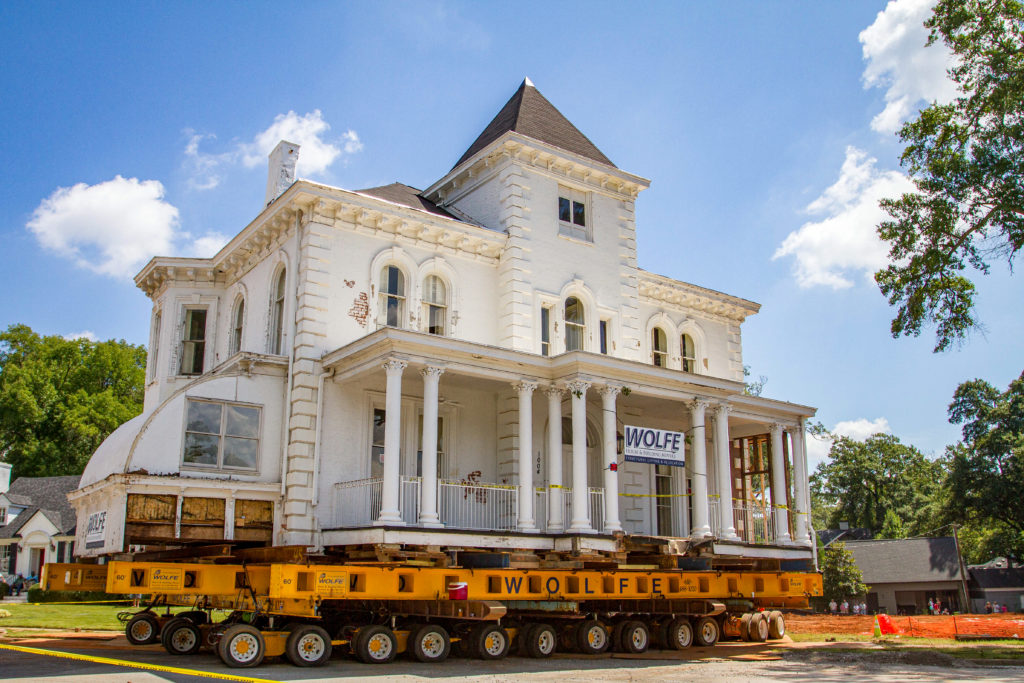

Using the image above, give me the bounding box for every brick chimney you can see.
[265,140,300,206]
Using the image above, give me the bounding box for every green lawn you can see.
[784,634,1024,661]
[0,604,231,632]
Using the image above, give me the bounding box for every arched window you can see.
[564,297,585,351]
[652,327,668,367]
[270,269,286,355]
[230,298,245,355]
[681,333,696,372]
[422,275,447,336]
[379,265,406,328]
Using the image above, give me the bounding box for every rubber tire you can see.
[474,623,510,660]
[748,613,769,643]
[619,620,650,654]
[176,610,209,625]
[354,625,398,664]
[161,617,202,655]
[517,623,536,656]
[665,617,694,650]
[741,614,757,643]
[576,620,610,655]
[767,611,786,640]
[609,622,626,652]
[125,612,160,645]
[524,622,557,658]
[410,623,450,663]
[695,616,720,647]
[218,624,266,668]
[285,624,332,667]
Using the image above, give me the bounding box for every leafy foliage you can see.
[944,371,1024,559]
[820,541,869,602]
[0,324,146,478]
[811,433,944,535]
[875,0,1024,352]
[743,365,767,397]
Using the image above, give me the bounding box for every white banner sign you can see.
[85,510,106,549]
[623,425,686,467]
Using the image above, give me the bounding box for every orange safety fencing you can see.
[876,614,1024,639]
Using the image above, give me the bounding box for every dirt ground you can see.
[787,612,1024,638]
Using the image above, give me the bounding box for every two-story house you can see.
[70,80,816,568]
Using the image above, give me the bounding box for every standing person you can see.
[861,601,868,616]
[840,599,849,615]
[928,598,935,614]
[985,601,992,613]
[829,599,838,614]
[935,599,942,615]
[1002,604,1008,614]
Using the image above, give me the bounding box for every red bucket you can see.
[448,582,468,600]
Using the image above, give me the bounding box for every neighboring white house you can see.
[70,80,816,565]
[0,473,80,578]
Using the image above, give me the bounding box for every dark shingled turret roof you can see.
[453,78,615,171]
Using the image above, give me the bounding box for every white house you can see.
[70,80,816,566]
[0,473,80,578]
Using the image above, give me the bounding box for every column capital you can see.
[421,365,446,381]
[714,402,731,417]
[544,384,564,398]
[597,384,621,400]
[566,379,591,396]
[689,397,710,412]
[769,421,785,436]
[512,380,538,395]
[383,359,408,375]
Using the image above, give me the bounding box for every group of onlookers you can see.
[828,599,868,615]
[984,601,1009,614]
[0,572,37,598]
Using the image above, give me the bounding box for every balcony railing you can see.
[734,504,776,545]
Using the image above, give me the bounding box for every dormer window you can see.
[558,186,591,242]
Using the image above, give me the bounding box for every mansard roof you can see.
[453,78,615,171]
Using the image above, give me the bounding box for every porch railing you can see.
[400,476,421,526]
[734,504,775,545]
[438,479,518,531]
[708,497,721,537]
[332,477,383,527]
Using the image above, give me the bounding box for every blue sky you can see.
[1,1,1019,468]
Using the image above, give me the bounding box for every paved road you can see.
[1,639,1021,683]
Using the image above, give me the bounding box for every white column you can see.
[376,359,406,525]
[689,398,711,539]
[599,385,622,533]
[515,381,538,531]
[418,366,444,528]
[791,420,811,544]
[714,403,738,540]
[545,386,564,532]
[769,422,792,543]
[567,379,592,532]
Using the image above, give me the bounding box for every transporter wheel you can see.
[619,620,649,654]
[125,612,161,645]
[665,617,694,650]
[748,613,769,643]
[739,613,753,641]
[695,617,720,647]
[523,622,557,658]
[218,624,265,668]
[410,623,450,663]
[767,611,786,640]
[355,625,398,664]
[473,623,510,660]
[285,624,332,667]
[161,617,202,655]
[576,620,610,655]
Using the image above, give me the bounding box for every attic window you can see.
[558,187,591,242]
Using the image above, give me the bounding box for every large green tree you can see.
[820,541,869,603]
[875,0,1024,352]
[945,371,1024,560]
[0,324,146,478]
[811,433,944,535]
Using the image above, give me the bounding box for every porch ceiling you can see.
[321,328,815,422]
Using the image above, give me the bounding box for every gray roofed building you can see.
[845,537,968,615]
[452,78,615,171]
[0,475,81,577]
[1,475,81,535]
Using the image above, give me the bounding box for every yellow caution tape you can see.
[27,600,133,605]
[0,642,280,682]
[618,492,691,498]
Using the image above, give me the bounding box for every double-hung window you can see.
[540,306,552,356]
[564,297,585,351]
[230,299,245,355]
[270,270,286,355]
[652,328,668,367]
[182,399,261,472]
[179,309,207,375]
[558,187,590,241]
[681,334,697,373]
[422,275,447,336]
[379,265,406,328]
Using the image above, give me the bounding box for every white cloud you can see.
[63,330,97,342]
[240,110,359,176]
[806,417,892,471]
[773,146,914,289]
[860,0,958,134]
[27,176,180,279]
[187,231,230,257]
[184,111,361,191]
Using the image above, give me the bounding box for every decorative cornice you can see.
[638,270,760,323]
